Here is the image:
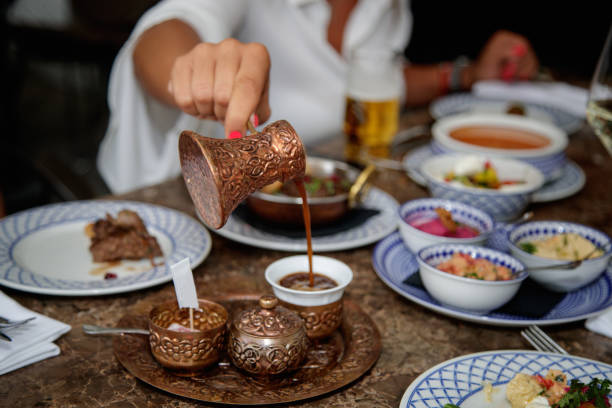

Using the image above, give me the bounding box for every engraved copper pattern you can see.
[227,331,309,375]
[281,299,344,340]
[228,295,308,376]
[179,120,306,229]
[113,295,381,405]
[235,304,302,337]
[147,299,228,376]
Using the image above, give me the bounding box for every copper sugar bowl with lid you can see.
[227,295,310,376]
[179,120,306,229]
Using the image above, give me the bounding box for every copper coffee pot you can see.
[179,120,306,229]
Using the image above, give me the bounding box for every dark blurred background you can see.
[1,0,610,217]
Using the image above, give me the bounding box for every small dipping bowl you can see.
[508,221,612,292]
[148,299,228,376]
[265,255,353,339]
[420,153,544,221]
[431,113,568,181]
[417,244,527,314]
[398,198,494,253]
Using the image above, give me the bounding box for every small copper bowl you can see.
[246,157,362,226]
[148,299,228,376]
[265,255,353,339]
[227,295,309,376]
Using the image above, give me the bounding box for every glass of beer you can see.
[344,48,403,161]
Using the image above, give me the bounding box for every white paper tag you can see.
[170,258,199,309]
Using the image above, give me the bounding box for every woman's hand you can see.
[133,20,272,138]
[169,38,271,138]
[470,30,539,83]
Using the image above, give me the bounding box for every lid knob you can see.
[259,295,278,309]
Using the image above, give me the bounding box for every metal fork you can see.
[0,316,36,329]
[0,316,37,342]
[521,325,568,354]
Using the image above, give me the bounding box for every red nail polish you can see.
[229,131,242,139]
[501,61,517,81]
[252,113,259,127]
[511,44,527,57]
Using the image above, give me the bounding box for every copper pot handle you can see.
[348,163,376,208]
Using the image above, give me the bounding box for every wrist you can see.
[437,62,452,95]
[450,56,471,92]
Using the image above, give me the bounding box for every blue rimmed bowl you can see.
[420,153,544,222]
[417,244,527,313]
[398,198,494,253]
[508,221,612,292]
[431,113,568,181]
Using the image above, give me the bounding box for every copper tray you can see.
[113,295,381,405]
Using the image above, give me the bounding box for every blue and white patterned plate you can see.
[208,187,398,252]
[0,201,211,296]
[402,145,585,203]
[430,93,584,134]
[372,232,612,326]
[400,350,612,408]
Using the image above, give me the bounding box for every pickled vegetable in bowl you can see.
[443,156,525,190]
[409,207,479,238]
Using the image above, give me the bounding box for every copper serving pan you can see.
[246,157,369,226]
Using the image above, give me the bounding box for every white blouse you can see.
[97,0,411,193]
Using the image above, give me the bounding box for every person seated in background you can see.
[97,0,538,194]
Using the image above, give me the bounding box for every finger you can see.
[511,43,527,58]
[191,44,216,118]
[224,43,270,138]
[254,77,271,124]
[170,55,199,117]
[516,56,539,80]
[501,60,518,81]
[212,40,242,123]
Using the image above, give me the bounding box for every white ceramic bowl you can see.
[431,113,568,181]
[264,255,353,307]
[420,153,544,222]
[508,221,612,292]
[417,244,527,314]
[398,198,494,253]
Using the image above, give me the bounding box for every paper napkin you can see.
[585,306,612,339]
[472,80,589,118]
[0,291,71,375]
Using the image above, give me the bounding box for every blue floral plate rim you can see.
[399,350,612,408]
[372,232,612,327]
[0,200,211,296]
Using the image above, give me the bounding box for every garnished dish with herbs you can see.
[506,370,610,408]
[262,172,352,198]
[519,233,605,261]
[442,371,610,408]
[443,156,525,190]
[436,252,513,281]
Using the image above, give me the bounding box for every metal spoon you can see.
[348,163,377,208]
[526,243,610,272]
[82,324,149,336]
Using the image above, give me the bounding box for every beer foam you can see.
[346,69,402,101]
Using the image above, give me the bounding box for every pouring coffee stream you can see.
[179,119,316,286]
